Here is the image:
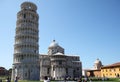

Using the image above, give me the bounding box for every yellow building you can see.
[84,59,120,78]
[101,62,120,78]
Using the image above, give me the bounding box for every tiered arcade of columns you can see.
[12,2,39,80]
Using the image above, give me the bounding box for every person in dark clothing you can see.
[6,77,10,82]
[14,77,18,82]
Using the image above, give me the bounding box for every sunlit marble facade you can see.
[40,40,82,80]
[12,1,82,81]
[12,2,39,80]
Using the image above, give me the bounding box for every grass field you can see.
[0,80,120,82]
[15,80,120,82]
[0,76,120,82]
[91,81,120,82]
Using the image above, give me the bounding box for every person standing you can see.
[6,77,10,82]
[44,76,50,82]
[14,77,18,82]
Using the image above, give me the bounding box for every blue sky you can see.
[0,0,120,70]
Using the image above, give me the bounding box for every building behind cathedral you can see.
[12,1,82,80]
[83,59,120,78]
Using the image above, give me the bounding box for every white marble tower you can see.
[12,2,39,80]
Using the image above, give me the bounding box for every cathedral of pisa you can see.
[11,1,82,80]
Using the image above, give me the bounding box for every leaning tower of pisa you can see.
[12,2,39,80]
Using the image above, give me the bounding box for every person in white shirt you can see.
[44,76,50,82]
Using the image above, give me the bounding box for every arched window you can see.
[23,14,26,19]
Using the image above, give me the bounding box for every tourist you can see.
[44,76,50,82]
[6,77,10,82]
[14,77,18,82]
[84,77,87,82]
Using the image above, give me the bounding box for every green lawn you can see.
[0,76,120,82]
[1,80,120,82]
[13,81,120,82]
[92,81,120,82]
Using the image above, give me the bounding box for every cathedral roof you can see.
[101,62,120,68]
[54,52,64,55]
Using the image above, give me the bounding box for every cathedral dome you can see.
[49,40,59,48]
[94,58,101,64]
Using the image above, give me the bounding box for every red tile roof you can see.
[101,62,120,68]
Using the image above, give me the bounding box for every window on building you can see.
[47,68,50,74]
[25,72,27,77]
[77,68,79,70]
[106,69,107,72]
[102,69,104,72]
[117,74,119,77]
[21,55,23,60]
[59,61,62,65]
[109,69,111,72]
[34,50,37,53]
[114,69,116,72]
[66,68,68,74]
[76,57,77,60]
[23,14,26,19]
[73,70,75,75]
